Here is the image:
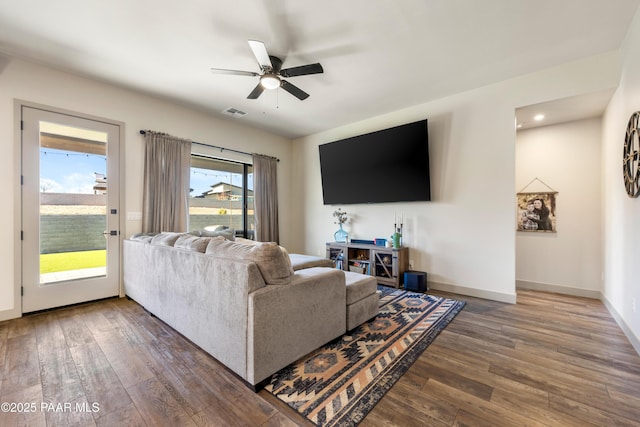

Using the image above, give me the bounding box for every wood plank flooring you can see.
[0,289,639,426]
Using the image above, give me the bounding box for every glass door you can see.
[21,106,120,313]
[189,155,254,239]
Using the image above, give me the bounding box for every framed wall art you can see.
[516,191,557,232]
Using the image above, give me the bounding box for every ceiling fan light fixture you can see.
[260,74,281,90]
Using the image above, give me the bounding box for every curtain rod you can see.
[139,130,279,162]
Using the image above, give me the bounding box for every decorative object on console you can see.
[391,231,402,248]
[374,238,386,246]
[351,239,375,245]
[624,111,640,197]
[334,224,348,243]
[332,208,349,242]
[392,212,403,248]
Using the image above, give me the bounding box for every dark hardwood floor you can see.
[1,289,639,426]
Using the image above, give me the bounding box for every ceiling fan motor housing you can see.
[210,40,323,100]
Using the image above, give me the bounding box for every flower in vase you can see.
[333,208,348,225]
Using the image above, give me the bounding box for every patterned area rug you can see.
[264,287,466,426]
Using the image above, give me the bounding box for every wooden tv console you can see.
[326,242,409,288]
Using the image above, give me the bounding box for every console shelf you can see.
[326,242,409,288]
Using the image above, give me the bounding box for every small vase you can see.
[334,224,348,242]
[392,232,402,248]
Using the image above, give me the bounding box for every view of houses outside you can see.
[188,158,254,237]
[188,180,254,233]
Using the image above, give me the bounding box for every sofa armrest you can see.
[247,267,346,385]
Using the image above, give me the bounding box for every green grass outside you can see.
[40,250,106,274]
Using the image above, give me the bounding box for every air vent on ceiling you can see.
[222,107,247,118]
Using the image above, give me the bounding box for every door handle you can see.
[103,230,119,236]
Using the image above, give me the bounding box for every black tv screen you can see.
[319,119,430,205]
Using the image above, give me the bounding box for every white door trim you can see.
[14,100,126,315]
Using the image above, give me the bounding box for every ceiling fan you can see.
[211,40,323,100]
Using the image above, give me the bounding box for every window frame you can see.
[189,153,254,239]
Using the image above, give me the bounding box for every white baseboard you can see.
[516,280,601,299]
[601,293,640,356]
[429,281,517,304]
[0,307,21,322]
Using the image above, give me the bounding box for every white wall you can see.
[601,8,640,351]
[515,119,603,297]
[292,52,621,304]
[0,58,291,321]
[0,49,630,320]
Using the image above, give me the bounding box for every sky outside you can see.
[40,149,106,194]
[189,167,248,197]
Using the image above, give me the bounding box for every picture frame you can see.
[516,192,557,232]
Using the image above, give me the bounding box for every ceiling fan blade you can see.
[269,56,283,73]
[210,68,259,77]
[247,82,265,99]
[280,63,324,78]
[281,80,309,100]
[248,40,273,70]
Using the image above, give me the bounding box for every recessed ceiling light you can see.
[534,114,545,121]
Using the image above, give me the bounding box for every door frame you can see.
[13,100,126,316]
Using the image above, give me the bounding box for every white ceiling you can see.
[515,89,617,131]
[0,0,638,139]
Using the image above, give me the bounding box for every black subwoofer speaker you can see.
[404,271,427,292]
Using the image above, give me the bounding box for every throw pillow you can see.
[129,233,157,243]
[200,228,236,241]
[235,238,295,276]
[174,235,221,252]
[150,232,186,246]
[235,237,258,245]
[205,239,292,285]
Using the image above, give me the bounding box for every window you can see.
[189,155,254,239]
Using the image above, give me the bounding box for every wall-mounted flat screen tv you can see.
[319,119,430,205]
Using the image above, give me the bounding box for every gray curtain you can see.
[252,153,279,243]
[142,131,192,233]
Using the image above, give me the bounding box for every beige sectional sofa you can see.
[123,232,352,389]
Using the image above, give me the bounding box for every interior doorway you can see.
[20,105,122,313]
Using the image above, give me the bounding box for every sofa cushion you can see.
[150,232,185,246]
[235,238,295,275]
[234,237,256,245]
[206,238,292,285]
[343,270,378,305]
[174,234,222,252]
[288,253,334,271]
[129,232,157,243]
[199,228,236,240]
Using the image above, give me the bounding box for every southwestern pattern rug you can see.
[265,287,465,426]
